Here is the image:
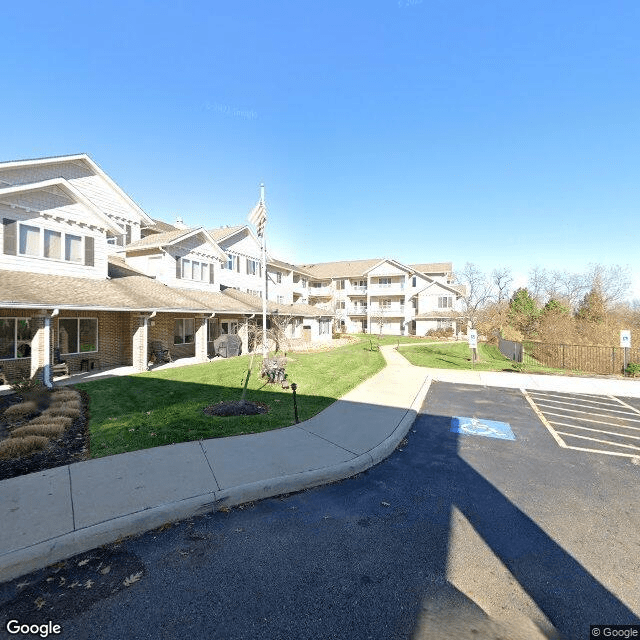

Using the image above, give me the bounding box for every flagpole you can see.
[260,183,268,359]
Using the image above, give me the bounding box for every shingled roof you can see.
[221,288,333,317]
[409,262,453,274]
[295,259,385,279]
[124,228,197,250]
[208,225,246,241]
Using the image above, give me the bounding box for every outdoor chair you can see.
[149,341,173,365]
[52,348,69,377]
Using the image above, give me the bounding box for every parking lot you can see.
[523,390,640,460]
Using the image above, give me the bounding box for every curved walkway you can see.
[0,345,430,582]
[2,345,640,583]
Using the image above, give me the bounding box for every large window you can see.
[174,318,195,345]
[59,318,98,354]
[438,296,453,308]
[220,321,238,335]
[225,254,240,272]
[14,221,91,265]
[379,277,391,287]
[0,318,34,359]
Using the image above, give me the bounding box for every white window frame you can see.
[276,271,282,283]
[379,277,392,288]
[17,222,87,265]
[58,318,99,355]
[438,296,453,309]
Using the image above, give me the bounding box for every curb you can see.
[0,374,432,584]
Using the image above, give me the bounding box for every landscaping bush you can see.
[425,328,454,339]
[51,389,81,402]
[626,362,640,377]
[26,415,73,428]
[11,424,66,438]
[3,401,40,421]
[0,436,50,459]
[42,405,81,419]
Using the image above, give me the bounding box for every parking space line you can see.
[554,431,640,452]
[527,392,623,408]
[529,399,640,419]
[549,421,640,441]
[609,396,640,415]
[542,412,640,431]
[521,389,567,448]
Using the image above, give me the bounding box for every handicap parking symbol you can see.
[450,416,515,441]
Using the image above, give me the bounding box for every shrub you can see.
[10,377,44,394]
[3,401,40,420]
[26,415,73,428]
[0,436,49,459]
[11,424,66,438]
[626,362,640,377]
[51,389,80,402]
[42,405,81,419]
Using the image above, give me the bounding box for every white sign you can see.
[620,330,631,348]
[468,329,478,349]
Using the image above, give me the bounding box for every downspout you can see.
[44,308,59,389]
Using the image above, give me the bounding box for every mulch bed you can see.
[0,389,91,482]
[203,400,269,417]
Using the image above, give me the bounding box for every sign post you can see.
[620,330,631,374]
[468,329,478,366]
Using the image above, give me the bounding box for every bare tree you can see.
[585,263,632,307]
[491,266,513,303]
[527,266,551,305]
[455,263,494,330]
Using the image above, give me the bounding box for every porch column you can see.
[132,315,150,372]
[30,312,53,387]
[195,316,208,362]
[238,318,249,354]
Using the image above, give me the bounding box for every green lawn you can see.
[397,341,564,373]
[79,340,385,458]
[345,334,435,348]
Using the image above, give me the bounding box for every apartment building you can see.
[298,258,465,336]
[0,154,332,386]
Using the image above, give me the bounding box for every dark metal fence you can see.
[500,337,640,374]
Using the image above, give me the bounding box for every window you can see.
[19,225,40,256]
[276,271,282,283]
[311,282,323,289]
[247,258,260,276]
[59,318,98,354]
[174,318,195,345]
[336,279,345,290]
[437,319,453,329]
[277,295,285,303]
[379,277,391,287]
[338,301,346,309]
[44,230,61,259]
[301,278,307,288]
[208,319,218,342]
[0,318,34,360]
[319,319,331,335]
[181,258,209,281]
[380,299,391,310]
[65,234,83,263]
[220,321,238,335]
[412,276,417,287]
[438,296,453,308]
[226,254,239,271]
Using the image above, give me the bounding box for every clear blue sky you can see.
[2,1,639,297]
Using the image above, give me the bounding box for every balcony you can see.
[349,285,368,294]
[308,286,332,297]
[347,306,368,315]
[370,306,406,317]
[368,283,405,295]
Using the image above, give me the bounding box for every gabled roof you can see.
[208,225,247,242]
[0,178,123,234]
[0,153,155,226]
[410,262,453,274]
[221,288,334,317]
[296,258,384,279]
[362,258,418,276]
[144,218,178,233]
[413,278,465,298]
[108,255,150,278]
[267,258,314,277]
[125,227,227,262]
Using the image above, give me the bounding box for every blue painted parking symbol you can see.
[451,417,515,440]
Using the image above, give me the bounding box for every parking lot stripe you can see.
[542,412,640,431]
[609,396,640,415]
[549,421,640,441]
[528,398,640,418]
[554,431,640,452]
[527,392,622,408]
[554,445,640,460]
[521,389,567,448]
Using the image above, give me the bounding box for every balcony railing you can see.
[347,306,368,315]
[308,287,332,297]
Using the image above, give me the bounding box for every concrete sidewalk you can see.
[2,345,640,584]
[0,345,431,583]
